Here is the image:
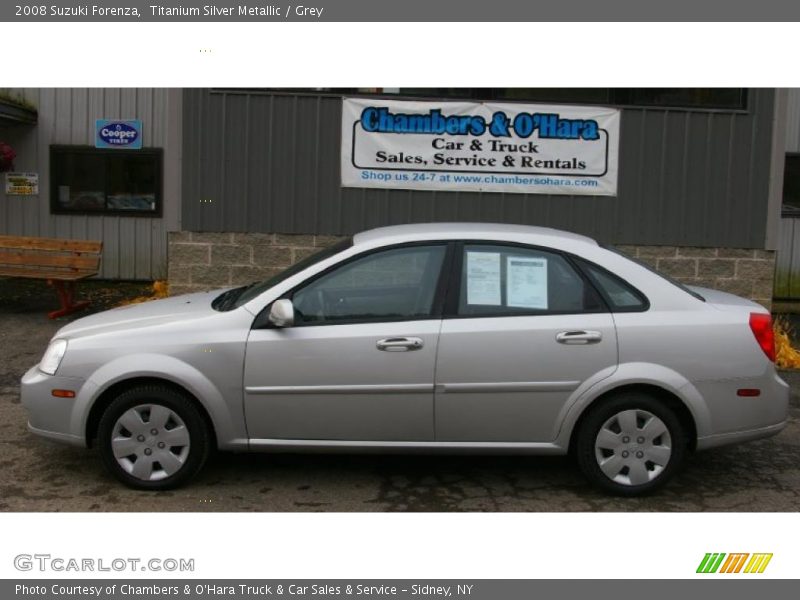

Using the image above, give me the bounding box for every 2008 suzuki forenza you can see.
[21,223,789,495]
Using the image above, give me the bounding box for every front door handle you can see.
[376,337,424,352]
[555,330,602,345]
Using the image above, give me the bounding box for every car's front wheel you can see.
[97,384,211,490]
[575,392,688,496]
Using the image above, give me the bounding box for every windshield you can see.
[213,237,353,311]
[602,243,705,302]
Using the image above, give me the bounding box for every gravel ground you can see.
[1,279,799,511]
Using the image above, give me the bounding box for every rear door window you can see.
[456,244,604,316]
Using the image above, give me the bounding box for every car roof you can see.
[352,222,598,248]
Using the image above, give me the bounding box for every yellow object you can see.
[774,315,800,369]
[152,280,169,297]
[118,280,169,306]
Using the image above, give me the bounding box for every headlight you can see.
[39,339,68,375]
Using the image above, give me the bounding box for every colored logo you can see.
[359,106,600,140]
[696,553,773,574]
[95,119,142,149]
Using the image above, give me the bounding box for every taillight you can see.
[749,312,775,362]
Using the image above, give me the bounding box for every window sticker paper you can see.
[506,256,548,309]
[466,251,501,305]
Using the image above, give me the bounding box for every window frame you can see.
[256,241,456,328]
[782,152,800,218]
[216,88,749,114]
[443,240,612,319]
[49,145,164,217]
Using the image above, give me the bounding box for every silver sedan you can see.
[21,223,789,495]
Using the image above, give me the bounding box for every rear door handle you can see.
[555,330,602,344]
[376,337,424,352]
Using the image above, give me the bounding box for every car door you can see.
[243,243,450,442]
[434,243,618,443]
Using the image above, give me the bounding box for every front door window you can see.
[292,244,447,325]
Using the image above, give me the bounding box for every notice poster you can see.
[506,256,548,309]
[466,251,501,305]
[4,172,38,195]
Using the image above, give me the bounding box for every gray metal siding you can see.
[0,88,180,280]
[182,88,776,249]
[786,88,800,153]
[775,218,799,298]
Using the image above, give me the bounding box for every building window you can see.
[237,88,748,111]
[393,88,747,111]
[783,154,800,216]
[50,146,162,216]
[609,88,747,111]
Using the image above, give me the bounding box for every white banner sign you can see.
[341,97,619,196]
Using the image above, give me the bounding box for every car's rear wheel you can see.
[97,384,211,490]
[575,392,688,496]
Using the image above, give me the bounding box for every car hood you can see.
[55,289,230,339]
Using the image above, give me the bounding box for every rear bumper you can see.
[695,370,790,450]
[696,420,787,450]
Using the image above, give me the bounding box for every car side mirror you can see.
[268,298,295,328]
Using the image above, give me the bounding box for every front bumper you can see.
[20,365,88,447]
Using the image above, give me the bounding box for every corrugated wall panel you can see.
[182,89,776,249]
[660,111,690,240]
[786,89,800,152]
[775,218,797,298]
[222,93,250,232]
[0,88,181,280]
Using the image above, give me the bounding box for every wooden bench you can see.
[0,235,103,319]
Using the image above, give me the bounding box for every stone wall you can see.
[168,232,776,310]
[167,232,347,297]
[616,245,775,310]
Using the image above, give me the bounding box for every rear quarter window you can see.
[600,244,705,303]
[574,256,650,312]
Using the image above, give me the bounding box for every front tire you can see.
[575,392,688,496]
[97,384,211,490]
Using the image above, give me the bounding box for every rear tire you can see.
[97,384,211,490]
[575,392,688,496]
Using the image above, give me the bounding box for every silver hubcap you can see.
[111,404,190,482]
[594,409,672,486]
